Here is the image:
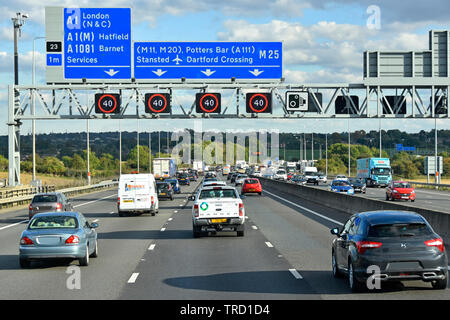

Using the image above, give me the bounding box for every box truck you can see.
[153,158,176,179]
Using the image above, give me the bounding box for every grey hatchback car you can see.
[29,192,73,219]
[331,210,448,292]
[19,211,98,268]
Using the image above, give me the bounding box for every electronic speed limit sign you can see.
[145,93,171,113]
[246,92,272,113]
[95,93,121,114]
[195,93,221,113]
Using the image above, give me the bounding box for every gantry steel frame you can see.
[7,81,450,186]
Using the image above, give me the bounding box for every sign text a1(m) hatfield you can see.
[134,42,282,80]
[63,8,132,80]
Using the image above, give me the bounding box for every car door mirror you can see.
[90,222,99,229]
[240,195,246,199]
[330,227,340,235]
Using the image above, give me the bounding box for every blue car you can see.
[165,179,181,194]
[330,179,354,195]
[19,211,99,268]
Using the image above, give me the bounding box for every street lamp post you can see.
[32,36,45,184]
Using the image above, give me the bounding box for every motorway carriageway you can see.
[314,182,450,214]
[0,177,449,300]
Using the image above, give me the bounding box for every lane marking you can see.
[127,273,139,283]
[160,227,166,232]
[252,225,258,230]
[109,211,115,214]
[289,268,303,280]
[263,190,344,226]
[73,194,116,208]
[0,220,28,231]
[174,210,178,213]
[93,219,99,223]
[148,244,156,251]
[168,218,173,221]
[265,241,274,248]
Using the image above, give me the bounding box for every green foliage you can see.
[0,155,8,171]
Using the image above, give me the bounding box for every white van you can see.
[117,174,159,216]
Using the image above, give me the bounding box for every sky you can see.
[0,0,449,136]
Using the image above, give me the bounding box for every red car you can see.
[386,181,416,202]
[241,178,262,195]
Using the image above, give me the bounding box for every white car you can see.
[335,174,348,181]
[189,186,245,237]
[253,171,262,177]
[235,174,248,186]
[202,180,227,187]
[273,169,287,181]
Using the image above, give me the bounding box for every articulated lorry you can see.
[356,158,392,187]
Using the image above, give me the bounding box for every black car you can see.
[178,174,190,185]
[156,182,174,200]
[331,210,448,292]
[188,172,198,181]
[348,178,367,194]
[230,173,239,183]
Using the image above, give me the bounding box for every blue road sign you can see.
[134,42,282,80]
[63,8,131,80]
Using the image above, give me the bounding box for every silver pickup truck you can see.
[189,186,246,238]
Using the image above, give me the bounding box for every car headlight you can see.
[348,189,354,194]
[411,190,415,194]
[392,189,398,193]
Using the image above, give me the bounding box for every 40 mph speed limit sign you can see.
[95,93,121,114]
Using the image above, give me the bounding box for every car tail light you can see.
[56,203,62,210]
[117,197,120,205]
[356,241,382,254]
[65,235,80,244]
[151,196,154,205]
[20,236,34,245]
[239,203,244,217]
[425,238,444,252]
[194,204,199,217]
[28,204,33,211]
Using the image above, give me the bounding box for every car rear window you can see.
[394,183,412,188]
[368,223,433,238]
[199,189,237,199]
[157,184,170,190]
[29,216,78,229]
[32,195,57,203]
[245,179,259,184]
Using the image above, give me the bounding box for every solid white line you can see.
[160,227,166,232]
[265,241,274,248]
[0,220,28,231]
[168,218,173,221]
[73,194,116,208]
[109,211,115,214]
[289,268,303,280]
[148,244,156,251]
[263,190,344,226]
[93,219,99,223]
[127,273,139,283]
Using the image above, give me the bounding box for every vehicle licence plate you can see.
[211,219,227,223]
[249,189,255,191]
[160,193,166,195]
[123,199,134,203]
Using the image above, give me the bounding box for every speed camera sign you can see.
[286,91,308,111]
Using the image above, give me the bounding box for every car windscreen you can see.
[199,189,237,199]
[304,172,316,175]
[32,195,58,203]
[29,216,78,229]
[368,223,433,238]
[332,181,350,187]
[276,171,285,174]
[394,183,412,189]
[373,168,390,175]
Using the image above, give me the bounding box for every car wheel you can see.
[193,225,201,238]
[332,251,343,278]
[259,192,262,196]
[90,240,98,258]
[79,245,90,266]
[348,259,364,292]
[237,230,244,237]
[385,193,389,201]
[19,257,31,269]
[432,271,448,290]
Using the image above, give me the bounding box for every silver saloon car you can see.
[19,212,98,268]
[29,192,73,220]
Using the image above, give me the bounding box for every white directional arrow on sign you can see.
[104,69,120,77]
[152,69,167,77]
[249,69,264,76]
[201,69,216,77]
